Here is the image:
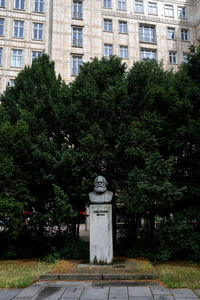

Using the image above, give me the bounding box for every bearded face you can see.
[94,176,107,193]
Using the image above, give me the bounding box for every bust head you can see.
[94,175,107,193]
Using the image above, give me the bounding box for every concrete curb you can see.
[39,273,157,281]
[60,274,102,280]
[40,274,60,280]
[93,281,158,287]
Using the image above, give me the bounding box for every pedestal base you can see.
[89,204,113,264]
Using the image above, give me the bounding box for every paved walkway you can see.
[0,281,200,300]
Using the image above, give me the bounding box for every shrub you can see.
[155,214,200,262]
[58,237,89,260]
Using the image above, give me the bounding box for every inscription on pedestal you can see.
[93,209,108,216]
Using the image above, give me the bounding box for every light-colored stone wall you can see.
[193,0,200,39]
[0,0,51,94]
[0,0,199,93]
[52,0,200,83]
[192,0,200,22]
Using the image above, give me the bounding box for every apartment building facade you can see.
[0,0,199,94]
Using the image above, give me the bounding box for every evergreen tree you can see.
[0,120,31,238]
[0,55,76,239]
[68,56,128,199]
[1,49,200,261]
[119,60,187,239]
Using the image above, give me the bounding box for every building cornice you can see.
[102,10,194,27]
[153,0,199,6]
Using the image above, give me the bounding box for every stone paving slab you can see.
[154,296,174,300]
[128,286,152,296]
[80,286,109,300]
[170,288,199,298]
[60,298,79,300]
[109,298,128,300]
[150,286,171,295]
[2,281,199,300]
[14,286,41,299]
[0,289,21,300]
[109,286,128,299]
[32,287,66,300]
[60,286,84,299]
[129,297,154,300]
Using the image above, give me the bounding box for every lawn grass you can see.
[48,257,157,275]
[156,261,200,289]
[0,260,55,289]
[1,259,200,289]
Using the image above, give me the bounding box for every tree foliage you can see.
[68,56,128,198]
[0,47,200,260]
[0,55,76,241]
[0,120,31,238]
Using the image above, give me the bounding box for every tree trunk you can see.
[146,215,150,239]
[149,213,155,240]
[76,221,80,237]
[130,214,138,242]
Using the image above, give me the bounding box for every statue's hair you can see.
[94,175,108,186]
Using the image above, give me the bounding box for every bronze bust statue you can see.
[89,175,113,204]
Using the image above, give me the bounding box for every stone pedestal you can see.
[90,204,113,264]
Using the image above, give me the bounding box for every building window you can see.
[11,49,23,67]
[0,0,6,7]
[33,23,43,40]
[72,55,82,76]
[0,48,2,66]
[32,51,42,61]
[119,21,127,34]
[34,0,44,13]
[178,7,186,19]
[72,27,82,47]
[0,19,4,36]
[140,25,156,43]
[14,0,25,10]
[141,48,156,60]
[73,1,82,19]
[181,29,189,41]
[135,0,143,13]
[13,20,24,38]
[104,44,113,56]
[104,19,112,32]
[183,53,188,63]
[165,4,173,17]
[169,51,177,64]
[119,45,128,59]
[9,79,15,86]
[148,2,157,15]
[118,0,126,10]
[103,0,111,8]
[167,27,175,40]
